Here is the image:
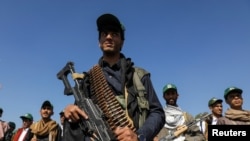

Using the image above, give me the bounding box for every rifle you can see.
[159,113,210,141]
[57,61,116,141]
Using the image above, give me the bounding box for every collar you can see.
[102,59,121,70]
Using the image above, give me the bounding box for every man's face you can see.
[9,127,15,132]
[163,89,178,106]
[226,92,243,109]
[60,114,65,125]
[40,106,53,119]
[99,30,123,55]
[22,118,33,129]
[209,102,223,116]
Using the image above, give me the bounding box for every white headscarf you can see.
[164,105,185,129]
[164,105,185,141]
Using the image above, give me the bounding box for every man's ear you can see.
[225,98,230,104]
[120,40,124,51]
[98,41,101,47]
[98,42,103,51]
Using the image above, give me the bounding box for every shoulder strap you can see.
[133,67,149,128]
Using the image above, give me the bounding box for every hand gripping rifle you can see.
[159,113,210,141]
[57,61,116,141]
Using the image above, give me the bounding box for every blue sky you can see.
[0,0,250,129]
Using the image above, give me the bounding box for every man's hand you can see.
[64,104,88,122]
[114,126,138,141]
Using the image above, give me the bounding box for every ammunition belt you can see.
[89,65,135,132]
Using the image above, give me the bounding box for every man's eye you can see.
[112,33,119,37]
[101,32,107,36]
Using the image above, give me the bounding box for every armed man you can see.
[156,84,206,141]
[58,13,165,141]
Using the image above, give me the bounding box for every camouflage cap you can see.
[59,111,64,116]
[41,100,53,110]
[20,113,33,121]
[163,84,177,94]
[224,86,242,99]
[8,121,16,129]
[97,13,125,40]
[97,13,125,32]
[208,97,223,106]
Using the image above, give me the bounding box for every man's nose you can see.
[106,33,113,39]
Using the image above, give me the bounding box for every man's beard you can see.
[166,99,177,106]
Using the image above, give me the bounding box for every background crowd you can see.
[1,85,249,141]
[0,100,64,141]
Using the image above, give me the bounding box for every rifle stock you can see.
[57,61,116,141]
